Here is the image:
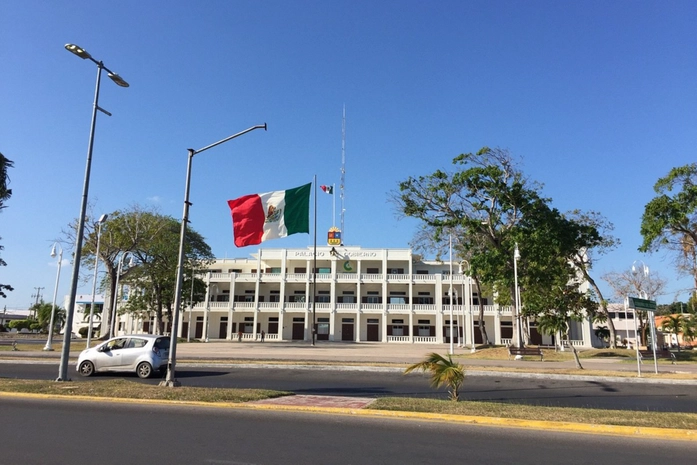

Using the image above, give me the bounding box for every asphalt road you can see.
[2,361,697,412]
[1,397,693,465]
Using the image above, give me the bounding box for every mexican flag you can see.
[227,183,311,247]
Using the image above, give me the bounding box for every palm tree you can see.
[404,352,465,401]
[661,315,684,352]
[682,315,697,348]
[538,314,584,369]
[594,326,611,347]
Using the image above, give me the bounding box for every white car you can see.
[76,334,170,379]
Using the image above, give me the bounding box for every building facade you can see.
[116,246,595,348]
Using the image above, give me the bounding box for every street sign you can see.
[628,297,657,311]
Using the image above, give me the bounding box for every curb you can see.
[1,391,694,442]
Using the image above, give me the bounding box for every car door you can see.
[99,337,128,370]
[121,337,148,369]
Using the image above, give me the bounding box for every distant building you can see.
[113,246,595,348]
[62,294,106,336]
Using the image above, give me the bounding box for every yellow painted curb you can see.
[2,391,695,442]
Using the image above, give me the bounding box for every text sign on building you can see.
[627,297,657,311]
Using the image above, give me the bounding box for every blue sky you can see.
[1,0,696,310]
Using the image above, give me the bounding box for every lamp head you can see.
[98,214,108,224]
[108,72,129,88]
[514,243,520,260]
[50,243,57,258]
[65,44,92,60]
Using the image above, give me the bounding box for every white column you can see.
[279,311,286,341]
[203,272,211,342]
[227,273,235,340]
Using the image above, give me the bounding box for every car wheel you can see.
[79,361,95,377]
[137,362,153,379]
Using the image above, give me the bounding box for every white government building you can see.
[104,246,596,348]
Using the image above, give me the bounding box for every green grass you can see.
[368,397,697,430]
[0,378,695,431]
[0,378,290,403]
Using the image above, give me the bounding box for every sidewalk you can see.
[4,340,697,379]
[173,341,697,376]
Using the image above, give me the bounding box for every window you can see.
[269,267,281,273]
[342,318,355,323]
[269,294,280,303]
[414,296,433,305]
[392,325,404,336]
[415,270,429,275]
[363,292,381,304]
[366,267,380,274]
[315,267,331,274]
[367,318,379,324]
[126,338,147,349]
[388,268,404,274]
[316,294,331,303]
[338,295,356,303]
[389,296,407,304]
[417,319,431,325]
[294,267,307,273]
[229,269,242,273]
[392,319,404,324]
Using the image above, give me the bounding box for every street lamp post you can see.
[43,244,63,351]
[187,267,195,343]
[86,214,108,347]
[110,253,133,337]
[460,260,475,353]
[632,261,657,374]
[513,243,523,351]
[58,45,128,381]
[448,235,454,355]
[161,124,267,387]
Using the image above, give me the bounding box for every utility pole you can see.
[31,287,45,319]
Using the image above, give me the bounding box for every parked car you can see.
[76,334,170,379]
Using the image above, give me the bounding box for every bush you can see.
[8,319,35,331]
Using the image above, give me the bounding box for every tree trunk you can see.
[565,323,584,370]
[474,277,489,344]
[586,274,617,348]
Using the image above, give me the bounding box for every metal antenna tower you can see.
[340,105,346,244]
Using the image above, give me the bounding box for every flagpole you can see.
[332,183,336,227]
[312,175,317,346]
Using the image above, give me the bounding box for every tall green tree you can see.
[30,301,66,332]
[566,210,620,348]
[640,163,697,295]
[395,147,601,347]
[0,152,14,298]
[119,214,213,334]
[66,205,213,336]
